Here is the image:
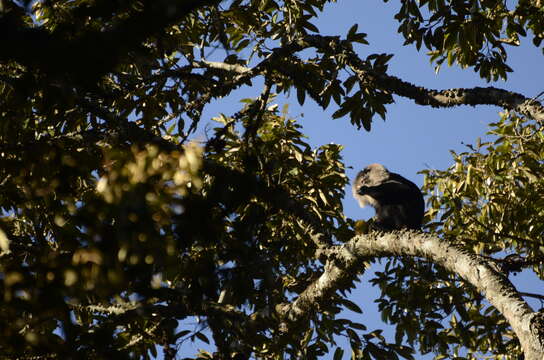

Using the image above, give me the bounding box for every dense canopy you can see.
[0,1,543,359]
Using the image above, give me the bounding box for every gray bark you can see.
[278,231,544,360]
[193,35,544,122]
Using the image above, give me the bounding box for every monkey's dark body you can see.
[353,164,424,230]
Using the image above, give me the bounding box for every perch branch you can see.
[276,230,544,360]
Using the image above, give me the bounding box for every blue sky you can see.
[185,0,544,357]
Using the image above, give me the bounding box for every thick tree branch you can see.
[193,35,544,121]
[305,35,544,121]
[277,230,544,360]
[0,0,221,83]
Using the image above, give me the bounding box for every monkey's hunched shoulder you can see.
[357,180,419,204]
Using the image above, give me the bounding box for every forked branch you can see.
[277,230,544,360]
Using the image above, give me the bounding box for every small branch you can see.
[182,41,306,115]
[194,60,251,74]
[243,78,273,142]
[497,254,544,273]
[69,302,139,315]
[519,292,544,302]
[497,37,520,46]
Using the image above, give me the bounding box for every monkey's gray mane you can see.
[352,163,389,209]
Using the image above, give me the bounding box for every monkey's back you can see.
[371,172,424,230]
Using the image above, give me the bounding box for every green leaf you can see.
[334,347,344,360]
[195,332,209,344]
[303,20,319,33]
[347,24,358,39]
[332,104,352,119]
[174,330,191,339]
[297,87,306,106]
[341,298,363,313]
[447,50,455,66]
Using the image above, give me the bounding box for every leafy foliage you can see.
[423,112,544,275]
[391,0,544,80]
[410,112,544,359]
[0,0,543,359]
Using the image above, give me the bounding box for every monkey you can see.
[352,163,424,230]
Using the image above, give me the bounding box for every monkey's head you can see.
[352,163,390,208]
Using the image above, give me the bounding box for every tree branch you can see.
[192,35,544,121]
[304,35,544,121]
[0,0,221,83]
[519,292,544,302]
[277,230,544,360]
